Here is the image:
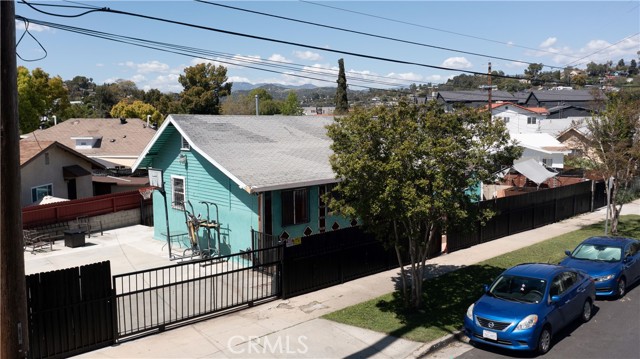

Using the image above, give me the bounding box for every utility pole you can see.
[487,61,492,108]
[1,2,30,357]
[479,62,495,119]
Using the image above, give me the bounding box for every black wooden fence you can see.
[446,180,605,252]
[26,261,114,359]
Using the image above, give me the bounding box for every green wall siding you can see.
[148,124,353,254]
[151,128,258,255]
[270,186,352,239]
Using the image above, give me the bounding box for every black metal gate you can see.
[26,261,114,359]
[112,246,282,340]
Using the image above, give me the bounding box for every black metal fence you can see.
[280,226,442,298]
[26,261,114,359]
[447,180,605,253]
[112,245,282,340]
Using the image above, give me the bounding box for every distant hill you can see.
[226,82,413,107]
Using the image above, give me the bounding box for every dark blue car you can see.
[464,263,595,355]
[560,236,640,298]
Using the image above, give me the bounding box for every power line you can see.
[15,15,426,92]
[18,0,527,81]
[195,0,565,70]
[299,0,583,60]
[564,32,640,67]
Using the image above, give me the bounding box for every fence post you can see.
[590,180,595,212]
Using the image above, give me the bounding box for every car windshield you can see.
[489,275,547,304]
[571,243,622,262]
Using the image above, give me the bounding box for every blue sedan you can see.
[464,263,595,355]
[560,236,640,298]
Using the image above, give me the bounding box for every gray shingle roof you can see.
[530,90,600,102]
[168,115,336,193]
[437,90,516,102]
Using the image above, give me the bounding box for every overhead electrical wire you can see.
[15,15,428,92]
[19,0,527,82]
[195,0,565,70]
[299,0,583,60]
[18,1,618,89]
[563,32,640,67]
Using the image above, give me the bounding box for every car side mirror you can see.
[550,295,561,303]
[483,284,489,293]
[564,250,571,257]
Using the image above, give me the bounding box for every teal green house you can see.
[132,115,353,255]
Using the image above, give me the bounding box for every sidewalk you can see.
[55,200,639,359]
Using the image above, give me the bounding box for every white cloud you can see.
[540,37,557,48]
[525,35,640,67]
[228,76,252,83]
[441,57,472,69]
[143,73,182,93]
[131,74,146,83]
[505,61,529,69]
[268,54,292,63]
[385,72,424,81]
[294,50,322,61]
[15,21,49,32]
[136,61,170,74]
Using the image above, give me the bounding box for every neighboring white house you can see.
[490,102,549,134]
[511,133,571,170]
[491,102,587,136]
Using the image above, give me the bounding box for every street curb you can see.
[406,330,469,358]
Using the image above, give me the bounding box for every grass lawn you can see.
[322,215,640,343]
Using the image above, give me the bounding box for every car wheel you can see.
[537,326,552,355]
[617,278,626,298]
[581,300,592,322]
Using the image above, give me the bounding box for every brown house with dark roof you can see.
[20,140,105,207]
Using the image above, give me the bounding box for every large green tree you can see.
[17,66,69,133]
[281,91,303,115]
[335,58,349,115]
[64,75,96,101]
[583,92,640,234]
[327,101,520,308]
[178,63,232,114]
[110,99,162,124]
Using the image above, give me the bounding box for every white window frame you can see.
[542,158,553,167]
[31,183,53,203]
[181,135,190,151]
[171,175,186,209]
[527,116,537,125]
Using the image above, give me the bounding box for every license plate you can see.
[482,330,498,340]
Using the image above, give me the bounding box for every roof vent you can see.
[120,118,127,124]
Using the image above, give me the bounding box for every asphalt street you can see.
[434,282,640,359]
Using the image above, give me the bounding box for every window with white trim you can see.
[31,184,53,203]
[527,117,537,125]
[542,158,553,167]
[171,175,186,209]
[181,135,190,150]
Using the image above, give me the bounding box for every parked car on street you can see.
[560,236,640,298]
[464,263,596,355]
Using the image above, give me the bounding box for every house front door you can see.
[67,179,77,200]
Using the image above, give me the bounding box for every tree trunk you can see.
[394,243,407,306]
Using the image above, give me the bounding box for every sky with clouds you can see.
[15,1,640,93]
